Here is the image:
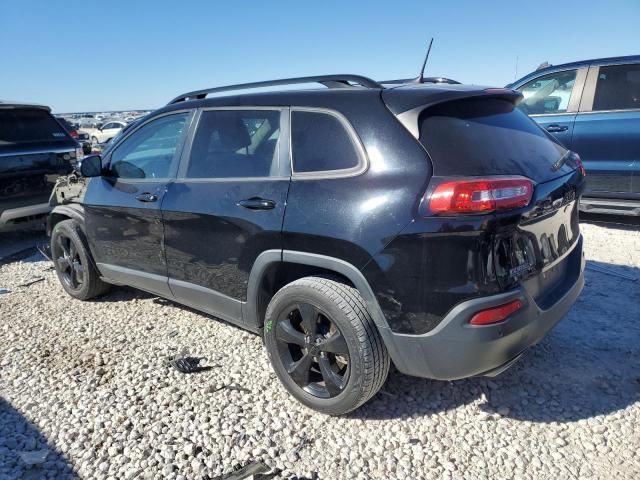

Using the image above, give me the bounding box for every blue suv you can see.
[509,55,640,215]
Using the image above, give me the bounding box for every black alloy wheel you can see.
[50,219,110,300]
[264,276,389,415]
[275,302,350,398]
[53,232,84,290]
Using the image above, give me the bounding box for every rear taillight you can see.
[469,299,523,326]
[69,130,79,138]
[574,153,586,177]
[427,177,534,215]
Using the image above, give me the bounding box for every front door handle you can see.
[136,192,158,203]
[238,197,276,210]
[546,124,569,133]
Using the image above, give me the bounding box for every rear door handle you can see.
[546,124,569,133]
[238,197,276,210]
[135,192,158,203]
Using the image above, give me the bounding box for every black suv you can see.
[0,102,80,230]
[48,75,586,414]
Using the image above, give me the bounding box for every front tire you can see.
[264,276,389,415]
[51,219,110,300]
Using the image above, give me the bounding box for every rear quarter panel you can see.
[282,92,431,268]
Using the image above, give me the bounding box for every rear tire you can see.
[51,219,110,300]
[264,276,389,415]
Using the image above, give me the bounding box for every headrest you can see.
[210,113,251,151]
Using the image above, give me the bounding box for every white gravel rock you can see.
[1,222,640,479]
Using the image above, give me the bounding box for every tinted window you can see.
[517,70,577,114]
[291,110,360,173]
[419,98,567,181]
[187,110,280,178]
[109,113,188,179]
[0,109,70,149]
[593,64,640,111]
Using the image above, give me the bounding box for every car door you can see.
[514,68,587,148]
[161,107,290,327]
[83,110,193,296]
[572,63,640,198]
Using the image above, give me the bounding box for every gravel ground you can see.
[1,219,639,479]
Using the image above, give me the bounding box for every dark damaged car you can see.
[0,102,81,230]
[48,75,586,414]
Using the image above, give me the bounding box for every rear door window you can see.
[186,110,281,178]
[291,110,362,174]
[593,63,640,111]
[517,70,577,114]
[0,109,71,150]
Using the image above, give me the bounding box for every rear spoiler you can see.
[382,86,522,138]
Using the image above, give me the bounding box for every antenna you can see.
[416,38,434,83]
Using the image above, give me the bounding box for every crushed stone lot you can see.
[1,219,639,479]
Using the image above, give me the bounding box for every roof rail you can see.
[380,77,461,85]
[168,74,384,104]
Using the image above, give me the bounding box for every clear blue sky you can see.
[2,0,638,113]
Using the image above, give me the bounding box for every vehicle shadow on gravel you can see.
[353,260,640,423]
[0,398,76,479]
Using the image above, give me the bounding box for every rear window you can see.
[0,109,71,150]
[418,98,568,181]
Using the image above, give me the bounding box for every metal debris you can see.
[18,449,49,466]
[0,288,9,295]
[210,384,251,394]
[214,460,280,480]
[167,348,214,374]
[379,389,398,399]
[291,434,313,457]
[37,243,52,261]
[17,277,45,288]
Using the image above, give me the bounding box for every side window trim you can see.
[578,65,600,113]
[176,106,291,182]
[103,109,194,182]
[290,107,368,180]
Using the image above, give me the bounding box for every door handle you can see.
[135,192,158,203]
[546,124,569,133]
[238,197,276,210]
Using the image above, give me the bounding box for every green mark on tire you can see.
[265,319,273,333]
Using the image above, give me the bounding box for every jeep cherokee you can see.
[48,75,586,415]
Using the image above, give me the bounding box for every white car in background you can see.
[90,120,126,145]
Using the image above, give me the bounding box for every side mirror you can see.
[79,154,103,177]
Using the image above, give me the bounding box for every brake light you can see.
[469,299,523,326]
[428,177,533,214]
[574,153,586,177]
[69,130,79,138]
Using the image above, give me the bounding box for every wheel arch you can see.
[47,204,86,236]
[245,250,396,341]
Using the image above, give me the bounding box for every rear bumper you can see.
[382,235,585,380]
